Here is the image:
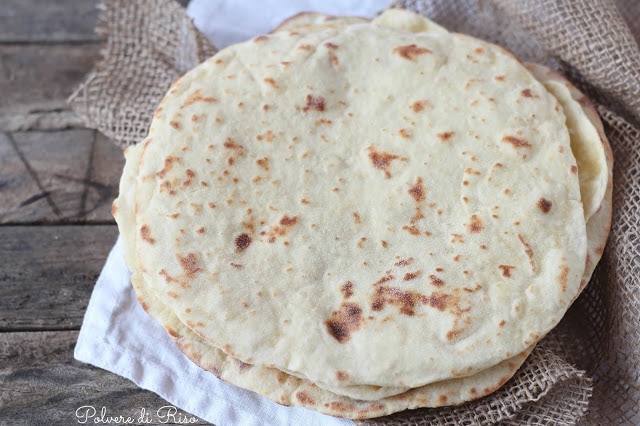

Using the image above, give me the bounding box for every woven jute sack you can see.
[68,0,640,424]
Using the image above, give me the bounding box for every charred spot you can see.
[325,42,339,50]
[235,233,252,252]
[570,165,578,174]
[437,131,455,142]
[341,281,354,298]
[392,44,432,61]
[537,197,552,213]
[170,120,181,130]
[521,88,539,98]
[499,265,515,278]
[302,94,326,112]
[502,135,532,149]
[325,302,363,343]
[253,35,268,42]
[140,225,156,244]
[494,75,506,82]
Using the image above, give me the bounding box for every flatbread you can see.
[112,8,612,418]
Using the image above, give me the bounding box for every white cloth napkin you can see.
[75,1,393,425]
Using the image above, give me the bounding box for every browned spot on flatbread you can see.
[408,177,426,202]
[140,225,155,244]
[558,263,570,292]
[263,77,278,88]
[180,89,217,109]
[256,157,270,171]
[235,233,252,253]
[341,281,354,298]
[177,253,202,277]
[367,146,405,179]
[183,169,195,187]
[156,155,181,178]
[537,197,553,213]
[517,234,536,272]
[336,370,349,381]
[425,292,451,311]
[352,212,361,224]
[296,391,315,405]
[521,88,539,98]
[429,274,445,287]
[502,135,532,149]
[256,129,275,142]
[467,214,484,233]
[394,257,413,267]
[325,302,363,343]
[325,42,339,50]
[411,99,430,112]
[404,271,421,281]
[499,265,515,278]
[392,44,432,61]
[254,35,268,42]
[223,137,244,154]
[302,94,326,112]
[437,131,455,142]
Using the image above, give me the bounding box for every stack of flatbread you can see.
[112,9,612,420]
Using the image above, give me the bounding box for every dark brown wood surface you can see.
[0,0,209,424]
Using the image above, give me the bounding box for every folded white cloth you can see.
[75,2,393,425]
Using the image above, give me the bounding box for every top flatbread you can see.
[116,9,606,392]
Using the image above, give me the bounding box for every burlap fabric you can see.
[68,0,640,424]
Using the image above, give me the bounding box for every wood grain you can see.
[0,130,124,224]
[0,225,118,331]
[0,0,100,43]
[0,331,209,425]
[0,43,101,137]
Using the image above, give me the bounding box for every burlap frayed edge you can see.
[67,0,217,149]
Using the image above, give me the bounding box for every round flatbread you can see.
[113,8,611,411]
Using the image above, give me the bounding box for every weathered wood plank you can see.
[0,0,101,43]
[0,225,119,331]
[0,43,103,129]
[0,130,124,224]
[0,331,209,425]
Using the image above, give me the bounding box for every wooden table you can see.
[0,1,210,424]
